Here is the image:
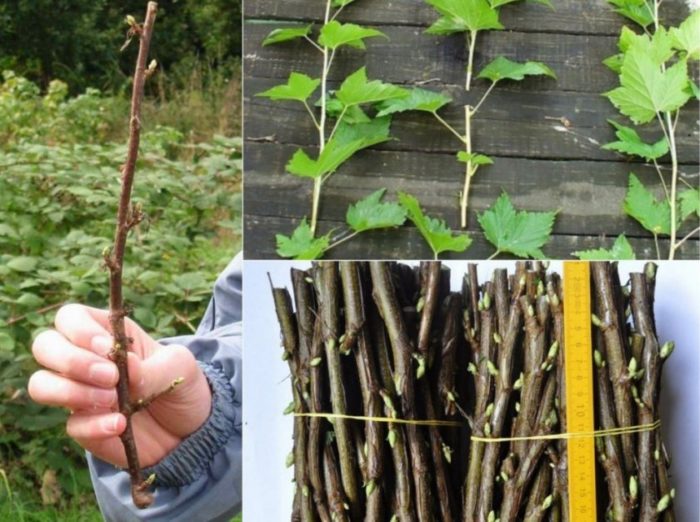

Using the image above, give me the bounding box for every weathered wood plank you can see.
[244,215,699,260]
[244,0,688,36]
[245,22,619,94]
[245,78,699,163]
[244,141,699,239]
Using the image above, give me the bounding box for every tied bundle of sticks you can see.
[270,261,675,522]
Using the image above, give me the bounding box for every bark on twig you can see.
[105,2,160,509]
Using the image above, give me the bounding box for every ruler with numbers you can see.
[563,262,597,522]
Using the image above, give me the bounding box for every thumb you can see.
[131,344,201,402]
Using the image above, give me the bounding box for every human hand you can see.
[28,304,212,468]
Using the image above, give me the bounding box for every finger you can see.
[28,370,117,410]
[32,330,119,388]
[67,412,126,440]
[133,344,198,399]
[54,304,112,354]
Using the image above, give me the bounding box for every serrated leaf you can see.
[425,0,503,35]
[318,21,386,50]
[602,120,669,161]
[478,192,556,258]
[276,219,331,260]
[398,192,472,258]
[336,67,408,107]
[606,50,691,124]
[477,57,556,83]
[679,188,700,221]
[457,151,494,166]
[256,73,320,102]
[670,10,700,60]
[623,173,671,235]
[491,0,553,6]
[608,0,655,28]
[618,26,673,65]
[346,189,407,232]
[332,0,358,6]
[573,234,636,260]
[263,25,313,46]
[286,117,391,179]
[603,53,624,73]
[376,88,452,117]
[325,98,371,123]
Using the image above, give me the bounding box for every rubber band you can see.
[292,412,661,442]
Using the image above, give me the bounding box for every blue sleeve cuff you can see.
[143,361,236,487]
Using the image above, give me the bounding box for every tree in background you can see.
[0,0,241,93]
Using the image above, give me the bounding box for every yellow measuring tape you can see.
[564,261,597,522]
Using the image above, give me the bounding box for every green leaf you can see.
[618,26,673,66]
[376,88,452,117]
[318,21,386,50]
[679,188,700,221]
[346,189,407,232]
[491,0,553,6]
[398,192,472,258]
[276,219,331,260]
[606,50,691,124]
[478,192,557,258]
[0,332,15,351]
[263,25,313,46]
[332,0,358,6]
[256,73,320,102]
[670,10,700,60]
[7,256,38,272]
[608,0,654,28]
[602,120,669,161]
[17,293,43,308]
[603,53,624,73]
[335,67,408,107]
[325,98,371,123]
[573,234,636,260]
[425,0,503,35]
[477,57,557,83]
[623,173,671,235]
[286,117,390,179]
[457,151,494,166]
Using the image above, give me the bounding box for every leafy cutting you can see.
[375,0,558,258]
[398,192,471,259]
[604,1,700,259]
[259,1,411,259]
[573,234,636,260]
[477,192,557,259]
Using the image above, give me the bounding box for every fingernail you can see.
[90,388,116,407]
[91,335,113,357]
[89,363,118,386]
[101,415,120,434]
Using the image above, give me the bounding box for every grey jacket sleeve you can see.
[87,254,242,522]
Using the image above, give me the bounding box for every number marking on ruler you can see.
[564,261,597,522]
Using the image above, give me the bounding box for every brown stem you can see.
[370,262,432,522]
[339,262,385,522]
[476,275,525,521]
[591,262,635,476]
[313,262,360,518]
[106,2,158,509]
[523,462,552,522]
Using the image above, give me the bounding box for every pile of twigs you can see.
[270,261,674,522]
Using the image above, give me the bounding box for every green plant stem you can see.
[674,225,700,250]
[466,31,478,91]
[311,0,334,235]
[461,105,473,228]
[432,111,467,143]
[665,110,679,259]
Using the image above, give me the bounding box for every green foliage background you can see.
[0,2,242,518]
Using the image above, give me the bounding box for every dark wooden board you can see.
[245,0,687,36]
[244,0,700,260]
[245,215,698,260]
[246,79,699,163]
[245,142,699,238]
[245,22,621,94]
